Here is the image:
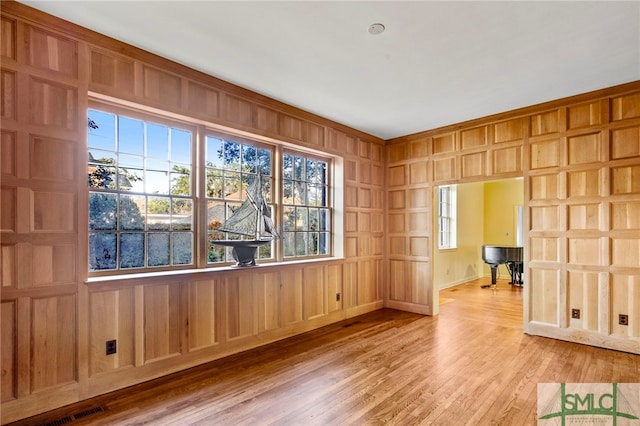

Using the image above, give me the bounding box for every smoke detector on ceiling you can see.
[368,23,385,35]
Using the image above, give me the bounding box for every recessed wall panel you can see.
[188,81,220,119]
[90,50,134,92]
[530,268,559,325]
[611,126,640,160]
[27,25,77,77]
[530,174,559,200]
[531,110,560,136]
[89,289,134,375]
[493,146,522,175]
[31,294,77,391]
[31,136,75,181]
[568,133,602,165]
[611,91,640,121]
[568,101,602,129]
[568,169,602,197]
[1,69,16,121]
[530,139,560,169]
[142,65,181,107]
[30,78,77,130]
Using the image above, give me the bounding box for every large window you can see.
[87,108,194,272]
[87,104,333,275]
[438,185,457,249]
[282,152,330,258]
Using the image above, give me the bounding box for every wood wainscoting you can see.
[9,279,638,426]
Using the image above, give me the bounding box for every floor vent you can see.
[73,406,104,419]
[342,321,360,328]
[43,416,72,426]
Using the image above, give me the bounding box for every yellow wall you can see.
[483,179,524,246]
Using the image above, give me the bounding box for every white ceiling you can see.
[20,1,640,140]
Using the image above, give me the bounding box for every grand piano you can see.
[481,245,523,288]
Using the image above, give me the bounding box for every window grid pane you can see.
[205,136,275,264]
[88,108,194,272]
[282,152,331,259]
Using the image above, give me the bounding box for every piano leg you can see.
[481,265,499,289]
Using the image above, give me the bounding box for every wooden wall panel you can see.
[1,130,17,178]
[32,243,75,286]
[530,110,561,136]
[432,133,455,154]
[389,259,406,301]
[493,118,525,143]
[303,264,326,320]
[357,260,377,305]
[530,268,559,325]
[1,16,16,60]
[567,133,602,165]
[255,271,280,333]
[568,101,603,129]
[281,269,303,326]
[142,65,182,107]
[32,191,75,232]
[90,49,135,93]
[30,136,76,181]
[611,91,640,121]
[31,294,77,392]
[530,205,560,231]
[568,169,603,197]
[568,270,599,331]
[1,244,16,287]
[461,152,485,178]
[611,126,640,160]
[611,238,640,268]
[530,237,559,262]
[326,264,342,313]
[610,274,640,337]
[460,126,486,150]
[222,275,254,341]
[567,203,601,231]
[187,81,220,120]
[1,69,16,121]
[89,289,134,375]
[568,238,605,266]
[493,146,522,175]
[187,280,218,350]
[530,139,560,169]
[26,25,77,77]
[611,201,640,230]
[530,174,560,200]
[611,164,640,195]
[1,300,16,401]
[29,78,77,130]
[143,284,181,362]
[1,186,16,232]
[433,156,456,182]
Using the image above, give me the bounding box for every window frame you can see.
[87,99,336,278]
[280,149,333,260]
[87,101,198,277]
[438,185,457,250]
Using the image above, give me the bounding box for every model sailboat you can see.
[213,175,279,266]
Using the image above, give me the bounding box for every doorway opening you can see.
[432,177,524,324]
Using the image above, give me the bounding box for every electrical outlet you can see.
[571,308,580,319]
[106,339,117,355]
[336,293,341,302]
[618,314,629,326]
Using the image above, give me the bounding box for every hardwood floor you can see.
[10,279,639,426]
